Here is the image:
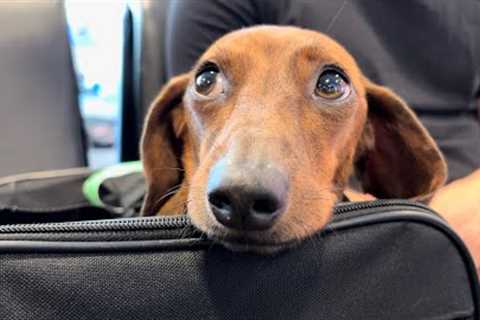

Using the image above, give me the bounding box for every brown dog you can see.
[140,26,447,253]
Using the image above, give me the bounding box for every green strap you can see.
[82,161,143,208]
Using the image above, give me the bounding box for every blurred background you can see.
[0,0,169,178]
[65,0,127,168]
[1,0,477,181]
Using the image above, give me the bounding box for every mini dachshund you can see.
[140,26,447,253]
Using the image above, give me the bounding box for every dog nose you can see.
[208,187,284,230]
[207,160,288,230]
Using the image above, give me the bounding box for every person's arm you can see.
[429,96,480,267]
[429,169,480,267]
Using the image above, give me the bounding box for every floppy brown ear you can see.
[355,79,447,200]
[140,74,190,215]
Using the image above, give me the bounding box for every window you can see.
[65,0,127,168]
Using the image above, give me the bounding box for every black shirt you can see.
[166,0,480,181]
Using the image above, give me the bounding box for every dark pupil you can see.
[196,70,217,93]
[317,72,344,97]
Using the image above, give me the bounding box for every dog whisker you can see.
[148,186,183,211]
[163,183,185,195]
[178,220,196,240]
[149,166,185,174]
[159,188,181,202]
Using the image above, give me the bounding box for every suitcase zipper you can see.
[0,215,190,233]
[333,199,435,215]
[0,199,437,234]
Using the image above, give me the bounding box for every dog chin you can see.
[188,206,305,255]
[205,230,300,255]
[219,241,292,255]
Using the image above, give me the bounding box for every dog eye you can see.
[315,69,350,100]
[195,64,221,96]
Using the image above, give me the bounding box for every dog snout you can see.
[207,159,288,230]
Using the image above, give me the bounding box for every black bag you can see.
[0,170,478,320]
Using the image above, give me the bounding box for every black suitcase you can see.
[0,169,478,320]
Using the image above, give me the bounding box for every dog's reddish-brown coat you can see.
[140,26,447,249]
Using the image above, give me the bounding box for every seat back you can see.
[0,1,87,177]
[121,0,170,161]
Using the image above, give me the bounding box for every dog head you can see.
[141,26,447,253]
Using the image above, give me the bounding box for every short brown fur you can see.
[141,26,447,253]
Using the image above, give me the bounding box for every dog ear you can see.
[140,74,190,215]
[355,79,447,201]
